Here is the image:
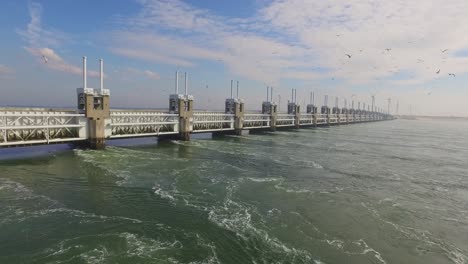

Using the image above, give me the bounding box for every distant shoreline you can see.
[398,115,468,120]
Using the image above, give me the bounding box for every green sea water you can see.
[0,119,467,264]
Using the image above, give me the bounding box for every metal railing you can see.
[276,114,295,127]
[243,113,270,129]
[0,109,86,146]
[299,113,314,125]
[315,114,327,124]
[110,110,179,138]
[193,112,234,133]
[329,114,339,123]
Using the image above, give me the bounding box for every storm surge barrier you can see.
[0,58,393,149]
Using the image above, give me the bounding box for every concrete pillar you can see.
[226,98,244,135]
[321,106,331,125]
[77,91,110,149]
[307,104,318,127]
[270,105,277,131]
[288,102,300,128]
[294,105,301,128]
[263,102,277,131]
[76,57,110,150]
[178,97,193,141]
[234,101,244,135]
[333,107,340,125]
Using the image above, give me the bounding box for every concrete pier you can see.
[76,57,110,149]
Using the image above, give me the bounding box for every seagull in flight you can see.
[345,54,352,59]
[441,49,448,53]
[448,73,456,77]
[436,69,440,74]
[42,55,48,64]
[385,48,391,52]
[427,91,432,95]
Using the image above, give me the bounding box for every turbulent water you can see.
[0,119,467,264]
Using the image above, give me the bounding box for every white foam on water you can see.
[361,201,468,264]
[79,246,109,264]
[353,239,387,264]
[246,177,282,183]
[28,207,143,224]
[205,181,315,263]
[326,239,344,249]
[311,161,324,169]
[120,232,182,258]
[153,186,176,202]
[267,208,282,217]
[274,181,314,194]
[314,260,327,264]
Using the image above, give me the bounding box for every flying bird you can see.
[427,91,432,95]
[436,69,440,74]
[345,54,352,58]
[385,48,391,52]
[441,49,448,53]
[448,73,456,77]
[42,55,48,64]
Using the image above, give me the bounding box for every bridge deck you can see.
[0,107,387,147]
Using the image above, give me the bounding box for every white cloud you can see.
[0,64,14,78]
[112,67,161,80]
[143,70,160,80]
[25,47,99,77]
[17,2,68,48]
[111,0,468,86]
[18,2,93,77]
[258,0,468,84]
[106,0,468,115]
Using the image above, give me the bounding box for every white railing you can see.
[299,113,314,125]
[110,110,178,138]
[315,114,327,124]
[0,109,86,146]
[243,113,270,128]
[276,114,295,127]
[193,112,234,133]
[329,114,339,123]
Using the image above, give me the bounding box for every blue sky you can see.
[1,0,468,116]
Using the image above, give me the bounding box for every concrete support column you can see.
[234,101,244,135]
[307,104,317,127]
[178,98,193,141]
[294,105,301,128]
[262,102,277,131]
[226,98,244,135]
[270,106,277,131]
[78,91,110,150]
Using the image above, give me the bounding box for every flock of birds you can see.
[343,47,456,77]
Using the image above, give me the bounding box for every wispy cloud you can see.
[113,67,161,81]
[143,70,160,80]
[25,47,99,77]
[18,2,91,77]
[17,2,68,48]
[110,0,320,84]
[0,64,14,78]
